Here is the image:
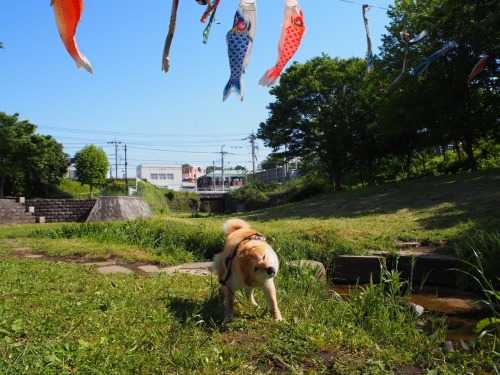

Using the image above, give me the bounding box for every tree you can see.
[0,112,36,197]
[74,145,109,197]
[378,0,499,172]
[260,154,285,170]
[258,56,381,191]
[0,112,70,197]
[24,135,70,197]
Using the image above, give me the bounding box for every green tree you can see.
[0,112,69,197]
[260,154,285,170]
[74,145,109,197]
[378,0,499,172]
[24,135,70,197]
[0,112,36,197]
[258,56,381,191]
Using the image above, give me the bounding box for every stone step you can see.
[0,198,37,224]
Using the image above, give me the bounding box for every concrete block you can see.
[333,255,386,284]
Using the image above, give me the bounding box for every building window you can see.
[150,174,158,180]
[167,174,174,180]
[159,174,166,180]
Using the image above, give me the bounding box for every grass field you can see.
[1,169,499,373]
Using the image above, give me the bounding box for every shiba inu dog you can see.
[212,219,282,321]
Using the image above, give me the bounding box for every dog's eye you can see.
[254,266,259,272]
[263,255,266,260]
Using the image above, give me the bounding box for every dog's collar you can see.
[219,232,266,285]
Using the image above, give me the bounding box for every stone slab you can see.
[158,265,183,274]
[138,265,160,273]
[97,265,133,274]
[179,262,213,270]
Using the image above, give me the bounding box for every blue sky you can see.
[0,0,391,177]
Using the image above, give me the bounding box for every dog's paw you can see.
[273,311,283,321]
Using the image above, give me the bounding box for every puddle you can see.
[411,286,490,345]
[331,284,491,345]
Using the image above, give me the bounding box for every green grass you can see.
[1,169,499,373]
[0,256,443,374]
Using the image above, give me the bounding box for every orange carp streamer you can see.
[467,55,489,87]
[259,0,305,87]
[51,0,93,73]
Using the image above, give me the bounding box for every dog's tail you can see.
[222,218,251,236]
[212,252,224,277]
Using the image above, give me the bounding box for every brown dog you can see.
[212,219,282,321]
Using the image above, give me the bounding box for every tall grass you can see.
[455,230,500,293]
[32,219,224,264]
[443,231,500,372]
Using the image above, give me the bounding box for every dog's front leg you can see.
[263,280,282,321]
[223,285,235,319]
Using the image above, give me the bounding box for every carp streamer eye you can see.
[237,21,247,31]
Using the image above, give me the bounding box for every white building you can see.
[136,163,183,191]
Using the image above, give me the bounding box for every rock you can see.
[409,302,425,317]
[289,260,327,282]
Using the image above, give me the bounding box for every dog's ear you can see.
[223,219,251,235]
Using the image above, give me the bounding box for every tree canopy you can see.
[0,112,69,197]
[258,0,499,189]
[74,145,110,196]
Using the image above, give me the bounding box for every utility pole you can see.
[250,133,257,176]
[243,132,258,176]
[212,161,215,191]
[221,145,228,192]
[107,139,121,180]
[124,145,129,194]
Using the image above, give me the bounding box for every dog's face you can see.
[237,242,279,287]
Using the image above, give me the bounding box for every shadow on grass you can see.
[244,169,500,244]
[164,295,226,327]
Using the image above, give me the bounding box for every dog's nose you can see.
[266,266,276,276]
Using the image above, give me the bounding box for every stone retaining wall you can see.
[25,199,97,223]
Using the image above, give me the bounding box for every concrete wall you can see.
[21,197,153,223]
[86,197,153,222]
